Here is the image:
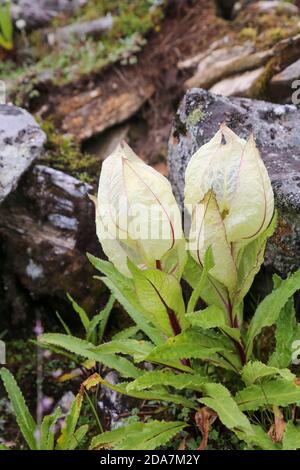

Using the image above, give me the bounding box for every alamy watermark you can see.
[292,340,300,365]
[0,340,6,364]
[0,80,6,104]
[292,79,300,105]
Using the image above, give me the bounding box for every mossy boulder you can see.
[168,88,300,275]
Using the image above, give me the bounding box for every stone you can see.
[0,164,103,321]
[47,14,113,45]
[269,59,300,102]
[11,0,83,29]
[0,104,46,204]
[83,124,129,161]
[184,44,273,90]
[60,84,155,141]
[210,67,265,97]
[168,88,300,274]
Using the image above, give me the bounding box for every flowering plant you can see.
[2,125,300,450]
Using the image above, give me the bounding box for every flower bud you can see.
[96,141,185,277]
[185,124,274,292]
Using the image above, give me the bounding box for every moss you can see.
[39,119,99,185]
[5,0,165,102]
[238,27,257,42]
[186,107,205,126]
[249,57,278,99]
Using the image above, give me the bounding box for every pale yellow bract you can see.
[96,141,186,277]
[185,124,274,293]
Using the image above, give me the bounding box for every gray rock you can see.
[269,58,300,102]
[168,88,300,274]
[47,14,113,45]
[0,104,46,204]
[210,67,265,97]
[0,164,103,321]
[184,44,273,91]
[11,0,83,29]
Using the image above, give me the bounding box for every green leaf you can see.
[187,305,227,329]
[188,306,241,343]
[40,407,61,450]
[183,253,229,312]
[87,295,114,343]
[127,370,207,393]
[112,325,140,340]
[235,424,280,450]
[67,294,90,333]
[268,296,297,368]
[146,328,241,372]
[56,393,83,450]
[187,246,214,313]
[129,261,188,336]
[88,254,165,345]
[68,424,89,450]
[236,379,300,411]
[198,383,253,434]
[283,421,300,450]
[233,213,277,308]
[95,374,197,409]
[90,420,186,450]
[241,361,295,386]
[0,1,13,50]
[0,444,10,450]
[246,269,300,359]
[39,333,141,379]
[0,368,37,450]
[90,338,154,362]
[56,311,72,336]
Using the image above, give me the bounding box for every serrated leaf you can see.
[67,294,90,333]
[127,370,207,393]
[183,254,229,312]
[129,261,188,336]
[39,333,141,379]
[91,373,197,409]
[283,421,300,450]
[146,328,241,372]
[90,420,186,450]
[56,393,83,450]
[187,246,215,313]
[236,379,300,411]
[187,305,227,329]
[40,407,61,450]
[68,424,89,450]
[233,213,277,307]
[198,383,253,434]
[235,424,280,450]
[112,325,140,340]
[0,368,37,450]
[90,338,154,362]
[88,254,165,345]
[241,361,295,386]
[246,269,300,359]
[268,297,297,368]
[87,295,115,343]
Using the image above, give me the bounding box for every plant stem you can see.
[84,389,103,434]
[228,301,246,366]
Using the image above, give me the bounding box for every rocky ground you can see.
[0,0,300,448]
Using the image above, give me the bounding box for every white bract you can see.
[185,124,274,292]
[96,141,185,277]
